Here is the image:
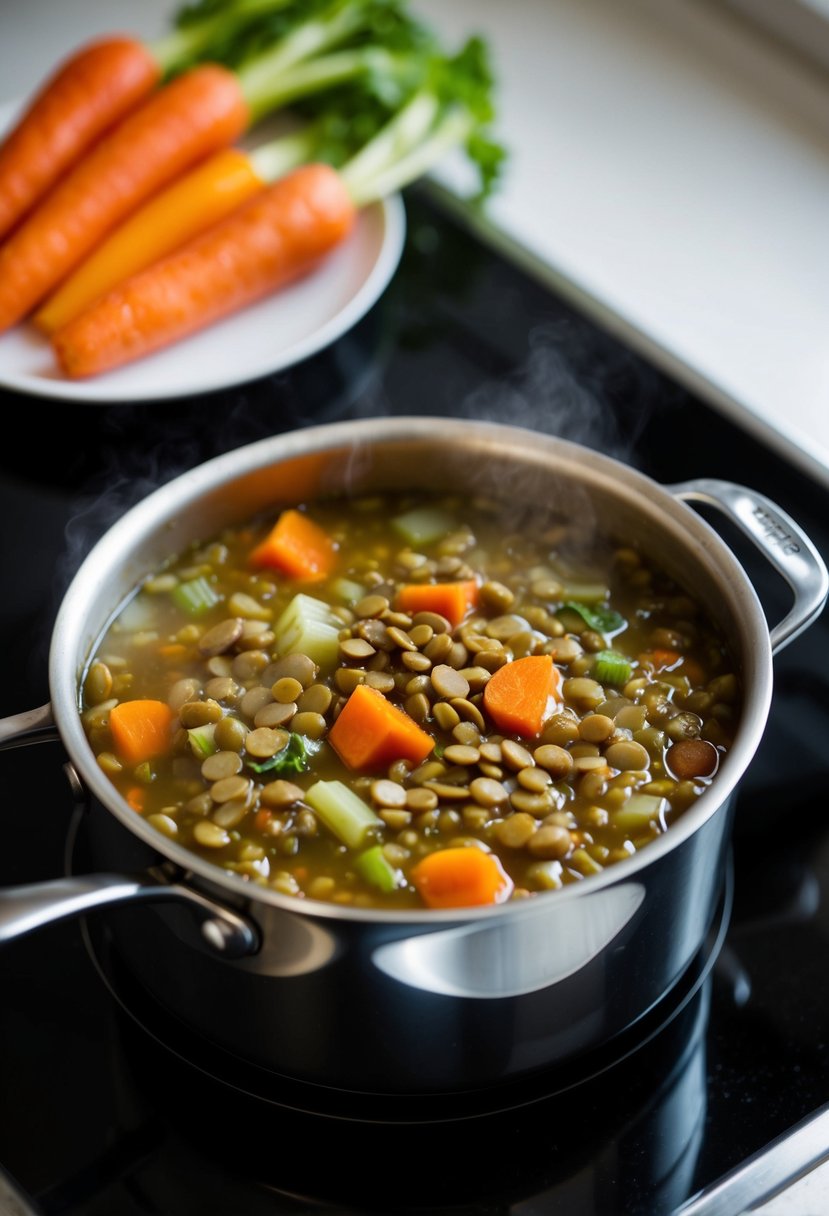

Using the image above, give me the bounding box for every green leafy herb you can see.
[246,732,320,774]
[562,601,626,636]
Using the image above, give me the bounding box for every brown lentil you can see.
[268,653,318,686]
[501,739,534,771]
[469,777,509,808]
[517,766,551,792]
[83,662,113,706]
[355,594,390,618]
[605,740,651,771]
[510,789,554,817]
[371,779,408,809]
[245,727,287,759]
[527,825,572,859]
[666,738,719,779]
[198,618,243,656]
[193,821,231,848]
[178,699,223,728]
[210,774,252,804]
[430,664,470,699]
[201,751,243,781]
[432,701,461,731]
[443,744,481,766]
[406,788,439,813]
[493,812,537,848]
[261,780,304,808]
[534,744,574,777]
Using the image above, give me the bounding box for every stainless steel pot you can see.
[0,417,826,1096]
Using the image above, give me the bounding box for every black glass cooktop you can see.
[1,189,828,1216]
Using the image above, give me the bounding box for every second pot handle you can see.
[670,479,828,656]
[0,871,260,959]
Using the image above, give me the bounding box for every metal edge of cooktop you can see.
[0,1165,39,1216]
[416,179,829,497]
[677,1099,829,1214]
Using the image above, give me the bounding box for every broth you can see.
[79,490,740,910]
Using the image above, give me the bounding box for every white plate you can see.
[0,100,406,403]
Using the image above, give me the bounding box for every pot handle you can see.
[0,703,59,751]
[669,479,828,655]
[0,871,259,959]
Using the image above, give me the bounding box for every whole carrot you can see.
[33,40,398,335]
[0,64,250,335]
[0,37,160,243]
[0,0,294,242]
[0,0,397,334]
[52,162,357,379]
[49,36,505,381]
[33,146,268,335]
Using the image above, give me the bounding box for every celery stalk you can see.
[274,593,342,669]
[356,844,404,893]
[305,779,382,849]
[188,723,217,760]
[391,505,457,547]
[329,577,366,606]
[593,650,632,686]
[611,795,668,833]
[171,575,220,617]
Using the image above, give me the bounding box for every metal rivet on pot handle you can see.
[669,479,829,655]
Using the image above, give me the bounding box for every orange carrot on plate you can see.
[52,162,357,379]
[108,698,175,766]
[327,683,434,771]
[0,1,392,334]
[0,64,251,334]
[0,38,160,244]
[483,653,562,739]
[0,0,308,246]
[395,580,478,627]
[411,846,514,909]
[34,146,268,335]
[33,53,371,333]
[249,507,338,580]
[46,36,505,379]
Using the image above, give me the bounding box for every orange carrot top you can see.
[328,683,434,772]
[483,653,562,739]
[249,507,338,581]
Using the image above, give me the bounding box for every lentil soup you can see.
[79,491,741,911]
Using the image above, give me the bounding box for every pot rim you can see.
[49,415,773,926]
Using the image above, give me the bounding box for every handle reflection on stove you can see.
[0,871,259,959]
[669,479,829,655]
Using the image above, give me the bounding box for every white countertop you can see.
[414,0,829,490]
[3,0,829,489]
